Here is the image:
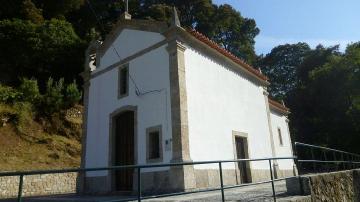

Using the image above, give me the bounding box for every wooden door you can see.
[114,111,134,191]
[235,136,251,183]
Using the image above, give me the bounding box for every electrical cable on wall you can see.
[86,0,170,133]
[86,0,165,97]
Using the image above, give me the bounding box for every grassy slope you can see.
[0,107,82,171]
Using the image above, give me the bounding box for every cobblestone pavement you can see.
[0,181,295,202]
[144,181,287,202]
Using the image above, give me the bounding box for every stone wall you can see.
[286,169,360,201]
[0,172,77,198]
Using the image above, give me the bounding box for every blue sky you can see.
[213,0,360,55]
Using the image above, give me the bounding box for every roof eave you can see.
[163,27,269,86]
[268,99,290,115]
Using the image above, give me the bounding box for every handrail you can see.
[295,142,360,157]
[0,156,296,177]
[0,156,297,202]
[298,160,360,164]
[294,142,360,175]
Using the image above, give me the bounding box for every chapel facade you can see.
[80,10,296,194]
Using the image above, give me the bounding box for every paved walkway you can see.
[1,181,299,202]
[144,181,287,202]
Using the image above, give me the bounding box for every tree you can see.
[288,44,360,153]
[0,0,24,20]
[21,0,44,24]
[307,43,360,152]
[137,1,258,64]
[139,0,215,31]
[33,0,85,19]
[0,19,85,87]
[258,43,310,99]
[141,4,173,22]
[211,4,259,64]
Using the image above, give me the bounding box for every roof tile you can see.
[186,28,268,82]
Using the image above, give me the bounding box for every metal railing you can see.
[2,142,360,202]
[294,142,360,174]
[0,157,297,202]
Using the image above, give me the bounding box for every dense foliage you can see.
[0,0,260,88]
[259,44,360,153]
[0,78,81,114]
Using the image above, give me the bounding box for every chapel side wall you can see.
[84,35,173,192]
[184,47,275,177]
[270,110,295,173]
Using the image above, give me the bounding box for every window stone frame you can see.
[118,63,129,99]
[146,125,163,163]
[277,127,284,146]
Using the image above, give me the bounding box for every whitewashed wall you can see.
[85,29,172,177]
[270,110,294,169]
[184,47,275,170]
[96,29,165,70]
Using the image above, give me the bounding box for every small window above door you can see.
[278,127,283,146]
[118,64,129,98]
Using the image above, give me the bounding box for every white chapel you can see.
[80,9,296,193]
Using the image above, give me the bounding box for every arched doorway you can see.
[112,109,136,191]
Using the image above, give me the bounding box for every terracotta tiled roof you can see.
[268,98,290,114]
[186,28,268,82]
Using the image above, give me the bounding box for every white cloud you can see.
[255,35,358,55]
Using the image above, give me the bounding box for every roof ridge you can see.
[185,28,268,82]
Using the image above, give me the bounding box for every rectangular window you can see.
[118,64,129,98]
[149,131,160,159]
[146,125,163,163]
[278,127,283,146]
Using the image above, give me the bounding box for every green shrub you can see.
[0,84,21,103]
[13,102,34,134]
[0,103,17,126]
[64,81,82,108]
[19,78,40,103]
[42,77,64,115]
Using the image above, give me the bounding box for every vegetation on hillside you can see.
[0,78,82,170]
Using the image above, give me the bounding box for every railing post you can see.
[294,156,300,176]
[137,167,141,202]
[293,143,301,175]
[310,148,316,172]
[17,174,24,202]
[218,162,225,202]
[323,151,328,172]
[268,159,276,202]
[341,153,345,170]
[332,152,337,171]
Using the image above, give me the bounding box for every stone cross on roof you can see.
[123,0,128,13]
[171,7,181,27]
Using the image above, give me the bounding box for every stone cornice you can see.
[269,98,290,115]
[166,39,186,54]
